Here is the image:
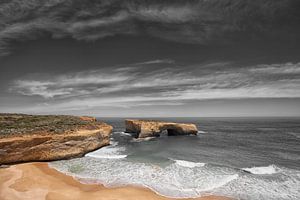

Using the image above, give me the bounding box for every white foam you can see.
[198,131,207,134]
[51,157,300,200]
[174,159,206,168]
[119,132,132,136]
[242,165,279,175]
[143,173,238,198]
[51,158,239,198]
[131,137,156,142]
[85,144,127,159]
[195,174,239,192]
[87,154,127,159]
[110,140,118,146]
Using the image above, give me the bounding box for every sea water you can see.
[50,117,300,200]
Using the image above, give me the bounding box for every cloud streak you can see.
[9,60,300,112]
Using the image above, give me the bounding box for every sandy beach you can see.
[0,162,232,200]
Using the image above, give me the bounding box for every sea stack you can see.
[125,119,198,138]
[0,114,112,165]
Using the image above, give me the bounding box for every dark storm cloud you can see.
[0,0,300,56]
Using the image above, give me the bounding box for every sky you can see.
[0,0,300,117]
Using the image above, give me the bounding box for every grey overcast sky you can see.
[0,0,300,117]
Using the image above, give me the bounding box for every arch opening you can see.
[166,128,179,136]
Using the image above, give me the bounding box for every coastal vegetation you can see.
[0,113,103,138]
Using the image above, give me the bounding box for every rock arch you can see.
[125,119,198,138]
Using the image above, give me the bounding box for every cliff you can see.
[0,114,112,165]
[125,119,198,138]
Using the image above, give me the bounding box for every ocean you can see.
[50,117,300,200]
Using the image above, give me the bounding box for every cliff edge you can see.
[0,114,112,165]
[125,119,198,138]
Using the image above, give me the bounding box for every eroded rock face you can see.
[0,114,112,165]
[125,119,198,138]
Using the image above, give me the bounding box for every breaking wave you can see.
[131,137,156,142]
[85,143,127,159]
[242,165,280,175]
[86,154,127,159]
[197,130,207,134]
[50,157,239,198]
[116,131,132,136]
[50,157,300,200]
[173,159,206,168]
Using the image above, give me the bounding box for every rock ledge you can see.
[0,114,112,164]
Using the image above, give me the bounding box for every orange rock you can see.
[125,119,198,138]
[0,114,112,165]
[79,116,97,122]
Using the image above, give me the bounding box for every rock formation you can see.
[0,114,112,165]
[125,119,198,138]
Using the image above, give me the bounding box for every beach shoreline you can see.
[0,162,232,200]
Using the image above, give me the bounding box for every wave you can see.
[196,174,239,192]
[51,158,240,198]
[197,130,207,134]
[173,159,206,168]
[242,165,280,175]
[87,154,127,159]
[116,131,132,136]
[85,143,127,159]
[110,140,118,146]
[131,137,156,142]
[50,155,300,200]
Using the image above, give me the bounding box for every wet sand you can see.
[0,162,232,200]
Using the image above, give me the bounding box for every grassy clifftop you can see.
[0,113,104,138]
[0,113,113,164]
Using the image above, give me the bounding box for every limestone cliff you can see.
[125,119,198,138]
[0,114,112,165]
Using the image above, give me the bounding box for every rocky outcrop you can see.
[78,116,97,122]
[125,119,198,138]
[0,114,112,165]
